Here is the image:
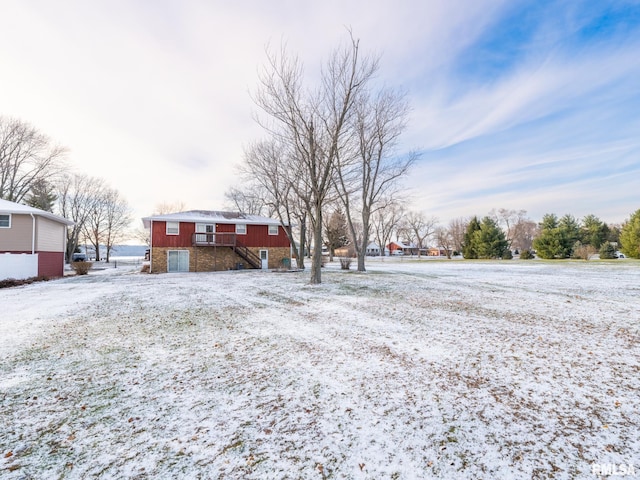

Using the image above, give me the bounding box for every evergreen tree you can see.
[619,209,640,259]
[474,216,509,259]
[324,208,350,258]
[558,214,581,256]
[533,214,563,259]
[599,242,617,259]
[462,216,481,259]
[25,178,57,212]
[581,214,609,249]
[533,213,582,259]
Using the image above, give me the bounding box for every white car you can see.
[392,250,404,256]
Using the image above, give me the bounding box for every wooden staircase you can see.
[233,240,261,269]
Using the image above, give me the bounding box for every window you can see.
[268,225,279,235]
[167,250,189,272]
[166,221,179,235]
[195,223,215,243]
[0,214,10,228]
[236,223,247,235]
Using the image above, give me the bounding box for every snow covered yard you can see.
[1,259,639,479]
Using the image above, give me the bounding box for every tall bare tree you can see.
[334,87,415,271]
[448,217,468,255]
[0,117,66,203]
[224,185,269,216]
[102,189,132,262]
[435,226,454,258]
[404,211,438,257]
[240,139,307,269]
[83,184,108,261]
[57,174,105,263]
[372,200,404,257]
[253,33,377,283]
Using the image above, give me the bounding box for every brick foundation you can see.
[151,246,292,273]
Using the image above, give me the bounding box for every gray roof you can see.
[0,198,74,226]
[142,210,285,228]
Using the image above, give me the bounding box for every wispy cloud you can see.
[0,0,638,226]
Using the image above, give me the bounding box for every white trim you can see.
[0,213,11,228]
[259,249,268,270]
[268,224,278,235]
[236,223,247,235]
[167,249,189,272]
[149,220,153,272]
[166,221,180,235]
[141,210,286,229]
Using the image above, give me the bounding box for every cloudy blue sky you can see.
[1,0,639,228]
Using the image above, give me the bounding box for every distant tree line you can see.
[0,116,133,263]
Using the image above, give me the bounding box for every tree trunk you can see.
[298,216,306,269]
[310,207,323,284]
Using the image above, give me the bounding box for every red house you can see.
[142,210,291,273]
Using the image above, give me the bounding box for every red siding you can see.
[217,224,290,247]
[151,221,195,248]
[38,251,65,278]
[0,250,64,278]
[151,220,290,248]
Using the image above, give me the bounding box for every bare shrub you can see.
[71,261,92,275]
[140,263,150,273]
[340,257,352,270]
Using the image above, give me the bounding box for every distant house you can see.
[366,242,389,256]
[387,241,418,256]
[0,199,74,280]
[427,246,448,256]
[142,210,291,273]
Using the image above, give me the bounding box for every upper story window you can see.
[166,221,180,235]
[236,223,247,235]
[268,225,279,235]
[0,214,10,228]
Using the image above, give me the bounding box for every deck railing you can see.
[192,232,236,247]
[191,232,261,269]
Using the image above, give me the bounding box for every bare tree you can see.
[240,139,306,269]
[224,185,269,216]
[0,117,67,203]
[404,211,437,257]
[83,184,108,261]
[57,174,104,263]
[511,219,538,253]
[253,33,378,283]
[489,208,525,247]
[448,217,468,255]
[435,226,454,259]
[102,189,133,263]
[372,201,404,257]
[154,201,187,215]
[334,87,415,271]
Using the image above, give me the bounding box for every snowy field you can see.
[1,258,639,479]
